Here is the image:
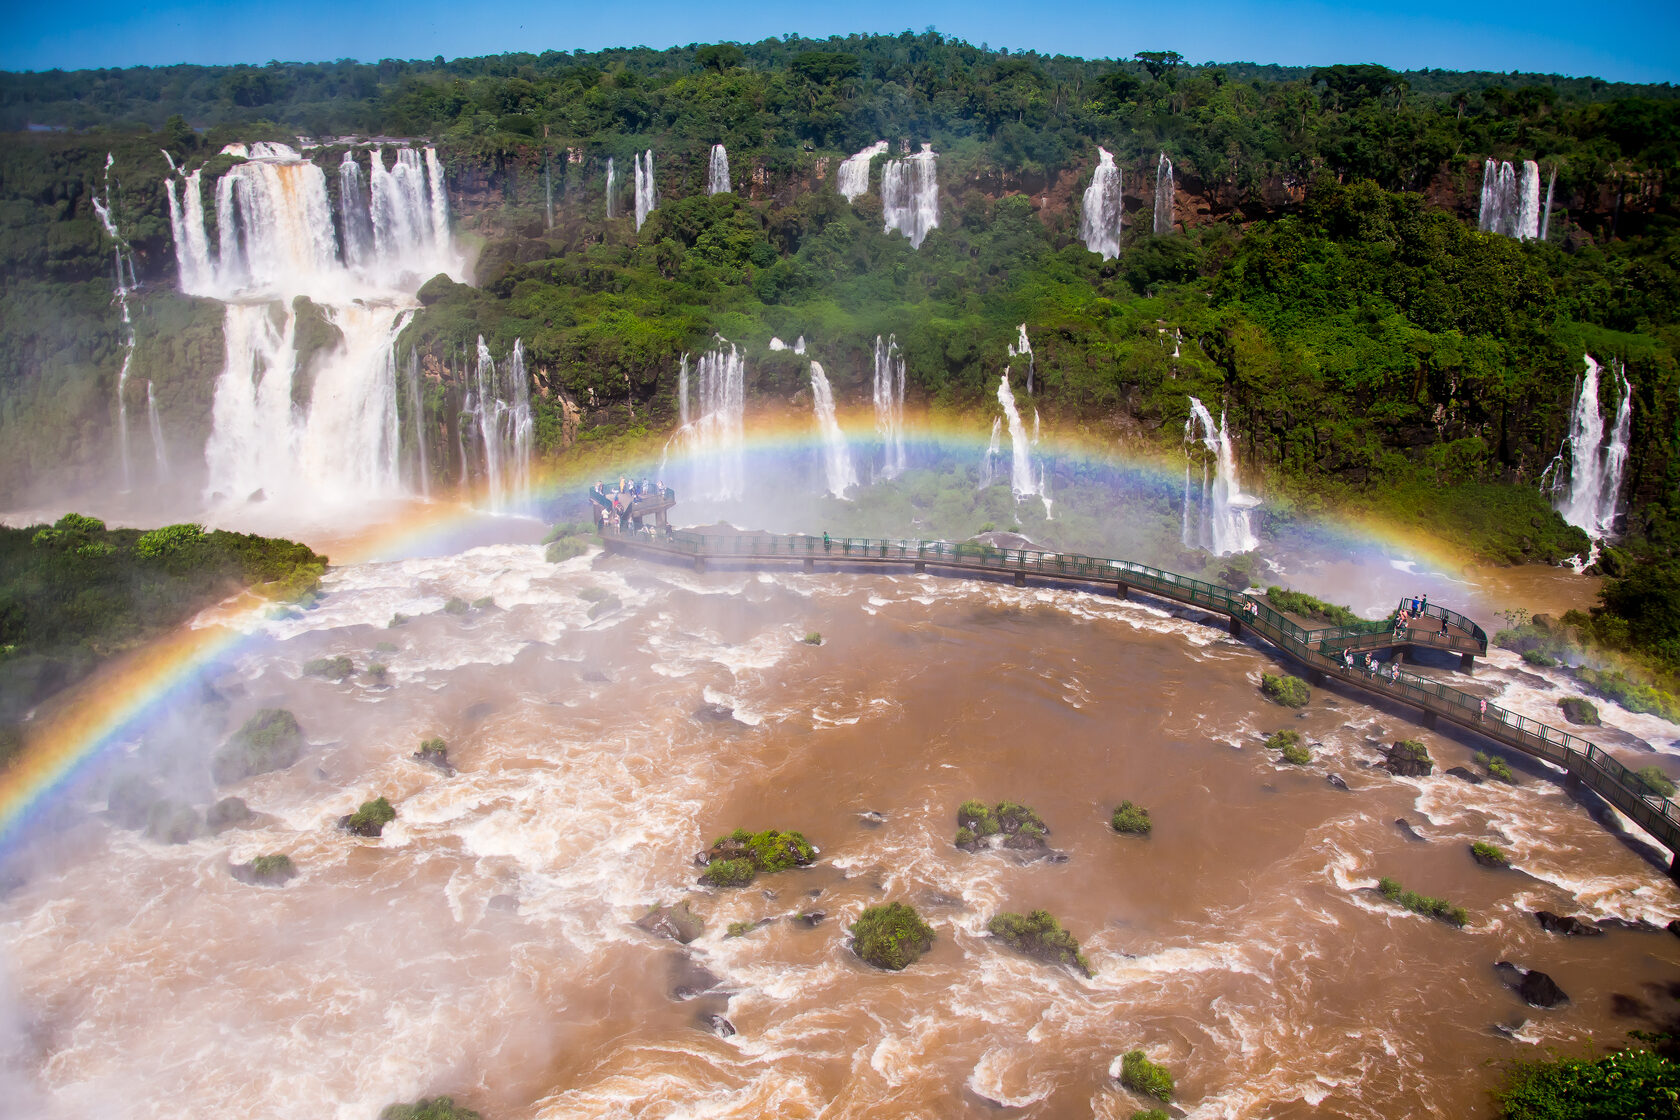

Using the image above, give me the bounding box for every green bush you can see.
[1265,729,1310,764]
[389,612,410,628]
[1488,757,1516,783]
[802,631,822,645]
[379,1098,482,1120]
[1377,876,1468,926]
[1558,696,1600,725]
[701,858,756,887]
[1261,673,1310,708]
[546,536,588,562]
[443,597,470,615]
[1521,649,1558,668]
[303,655,353,680]
[987,909,1093,976]
[1131,1111,1171,1120]
[850,902,935,970]
[211,708,304,784]
[726,920,755,938]
[578,586,610,602]
[1392,739,1430,763]
[1497,1047,1680,1120]
[1110,801,1152,835]
[956,799,1048,846]
[1265,587,1361,626]
[1471,841,1510,866]
[233,852,297,886]
[1119,1049,1174,1102]
[418,737,448,760]
[1575,668,1680,723]
[248,853,293,877]
[471,595,494,609]
[957,800,999,838]
[365,662,389,684]
[345,796,396,836]
[1637,765,1677,798]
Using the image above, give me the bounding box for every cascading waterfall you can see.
[882,145,939,249]
[544,154,554,231]
[1182,397,1259,555]
[873,334,907,479]
[146,382,169,480]
[168,142,466,504]
[634,150,656,231]
[997,370,1049,515]
[467,336,534,510]
[90,152,140,489]
[1009,324,1034,395]
[1154,152,1175,235]
[707,144,730,195]
[1080,147,1123,260]
[1516,159,1542,241]
[665,337,745,501]
[837,141,888,202]
[1541,166,1557,242]
[405,351,429,498]
[809,361,857,498]
[1546,354,1633,540]
[981,418,1002,489]
[678,353,691,427]
[1478,159,1542,240]
[606,157,617,220]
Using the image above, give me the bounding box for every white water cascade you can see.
[678,353,691,427]
[873,334,907,478]
[167,143,466,505]
[666,338,745,501]
[837,141,888,202]
[997,370,1049,515]
[1478,159,1543,240]
[882,145,940,249]
[1009,324,1035,395]
[146,382,169,481]
[634,150,656,231]
[1080,147,1123,260]
[1541,166,1557,242]
[1547,354,1633,540]
[707,144,730,195]
[90,152,140,489]
[1516,159,1542,241]
[809,362,857,498]
[404,351,429,498]
[606,157,617,220]
[1154,152,1175,235]
[468,337,534,510]
[981,417,1002,489]
[1182,397,1259,555]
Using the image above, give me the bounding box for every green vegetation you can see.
[0,517,325,744]
[1637,765,1678,799]
[1265,587,1361,627]
[1522,649,1558,668]
[1575,667,1680,724]
[1110,801,1153,835]
[987,909,1093,976]
[1496,1045,1680,1120]
[850,902,935,971]
[802,631,823,645]
[418,737,449,762]
[544,521,594,562]
[303,655,354,681]
[1476,752,1519,784]
[233,853,297,886]
[389,613,410,628]
[471,596,494,609]
[700,827,817,887]
[442,597,471,615]
[211,708,305,785]
[587,595,623,620]
[343,796,397,837]
[205,796,252,831]
[726,920,755,938]
[1131,1112,1171,1120]
[1558,696,1601,725]
[365,663,390,684]
[956,799,1048,847]
[379,1098,482,1120]
[1261,673,1310,708]
[1377,876,1468,927]
[1472,841,1511,867]
[1119,1049,1175,1102]
[1265,729,1311,765]
[700,858,755,887]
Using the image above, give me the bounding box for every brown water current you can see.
[3,540,1678,1119]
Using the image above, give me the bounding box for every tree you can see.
[694,44,744,73]
[1134,51,1183,82]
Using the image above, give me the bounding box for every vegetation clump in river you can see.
[1471,841,1510,868]
[1382,739,1433,777]
[1118,1049,1175,1102]
[378,1098,482,1120]
[1110,801,1152,835]
[698,827,816,887]
[1260,673,1310,708]
[232,853,297,886]
[1265,729,1311,764]
[303,655,354,681]
[340,796,397,838]
[211,708,305,784]
[850,902,935,970]
[987,909,1093,976]
[1496,1044,1680,1119]
[1474,751,1517,784]
[1558,696,1600,725]
[955,799,1048,851]
[544,521,592,562]
[1377,876,1468,926]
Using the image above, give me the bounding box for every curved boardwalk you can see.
[600,525,1680,872]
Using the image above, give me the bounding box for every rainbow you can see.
[0,408,1479,852]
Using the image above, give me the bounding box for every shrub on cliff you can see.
[211,708,304,784]
[1637,765,1677,798]
[1261,673,1310,708]
[987,909,1093,976]
[1496,1046,1680,1120]
[379,1098,482,1120]
[850,902,935,970]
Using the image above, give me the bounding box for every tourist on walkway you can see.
[1478,698,1487,721]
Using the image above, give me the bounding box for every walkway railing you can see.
[597,525,1680,861]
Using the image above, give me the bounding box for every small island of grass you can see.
[956,799,1048,851]
[211,708,305,785]
[698,827,816,887]
[340,796,397,838]
[1261,672,1310,708]
[1118,1049,1175,1102]
[1110,801,1152,836]
[231,853,297,886]
[987,909,1093,976]
[1265,729,1311,764]
[379,1097,482,1120]
[1377,875,1468,926]
[303,655,353,681]
[850,901,935,970]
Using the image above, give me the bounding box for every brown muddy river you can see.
[3,538,1677,1119]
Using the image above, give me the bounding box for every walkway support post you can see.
[803,558,814,573]
[1229,617,1242,638]
[1117,581,1128,600]
[1460,653,1476,672]
[914,561,925,573]
[1014,571,1026,587]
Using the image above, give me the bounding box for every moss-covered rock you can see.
[1637,764,1678,798]
[231,852,297,886]
[1382,739,1433,777]
[1110,801,1152,835]
[413,737,454,773]
[1558,696,1600,725]
[1265,728,1311,764]
[1261,672,1310,708]
[987,909,1093,976]
[1118,1050,1174,1102]
[211,708,304,784]
[303,654,354,680]
[339,796,396,838]
[1377,875,1467,926]
[850,901,935,970]
[955,799,1048,851]
[205,796,253,832]
[635,900,703,944]
[697,827,817,886]
[1471,841,1510,868]
[378,1097,481,1120]
[143,799,199,844]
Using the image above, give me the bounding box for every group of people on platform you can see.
[592,476,674,533]
[1394,593,1450,640]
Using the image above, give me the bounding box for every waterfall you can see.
[882,145,939,249]
[665,337,745,501]
[837,141,888,202]
[1516,160,1541,241]
[544,155,554,231]
[171,142,466,505]
[997,371,1038,501]
[1080,147,1123,260]
[146,381,169,481]
[468,336,533,510]
[873,334,907,478]
[634,150,656,231]
[405,350,429,498]
[1477,159,1500,232]
[91,152,138,490]
[1009,324,1034,395]
[606,157,617,220]
[1541,166,1557,242]
[981,418,1002,488]
[1154,152,1174,235]
[1182,397,1259,555]
[1549,355,1633,540]
[707,144,730,195]
[809,361,857,498]
[678,353,690,427]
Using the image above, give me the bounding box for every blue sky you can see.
[6,0,1677,83]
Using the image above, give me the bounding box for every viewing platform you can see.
[598,523,1680,874]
